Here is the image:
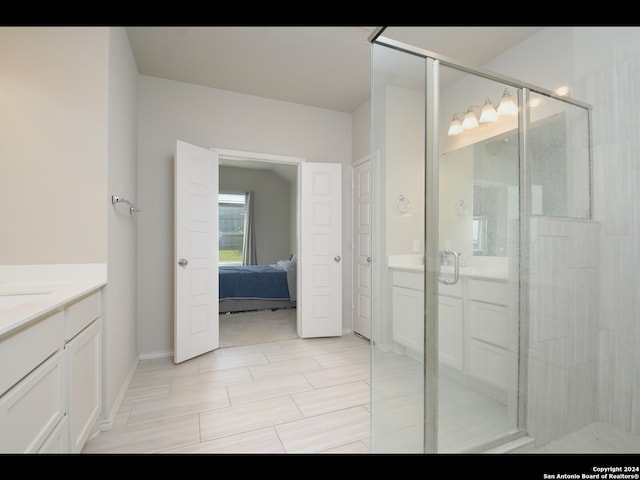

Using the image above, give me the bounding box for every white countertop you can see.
[387,255,509,281]
[0,264,106,339]
[389,264,508,281]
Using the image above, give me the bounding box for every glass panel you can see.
[528,92,591,219]
[370,43,426,453]
[438,65,521,451]
[371,32,592,455]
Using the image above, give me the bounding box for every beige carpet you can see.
[219,308,298,347]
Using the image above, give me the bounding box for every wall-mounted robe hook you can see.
[112,195,141,214]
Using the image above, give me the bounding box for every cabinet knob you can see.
[178,258,188,267]
[367,257,372,263]
[334,255,341,262]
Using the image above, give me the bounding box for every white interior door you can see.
[352,157,371,339]
[174,140,219,364]
[300,162,342,338]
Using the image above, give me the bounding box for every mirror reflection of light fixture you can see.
[462,107,479,130]
[447,113,463,136]
[479,97,498,123]
[497,88,518,116]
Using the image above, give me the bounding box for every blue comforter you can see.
[219,265,290,301]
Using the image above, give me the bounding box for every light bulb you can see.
[462,108,478,130]
[497,89,517,116]
[447,114,463,136]
[479,98,498,123]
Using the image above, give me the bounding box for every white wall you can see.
[137,76,352,356]
[0,27,109,264]
[219,165,293,264]
[352,98,371,162]
[104,27,140,430]
[0,26,140,434]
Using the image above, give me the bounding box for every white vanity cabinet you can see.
[0,288,102,453]
[466,279,510,393]
[438,282,464,370]
[391,269,424,357]
[390,265,511,400]
[64,291,102,454]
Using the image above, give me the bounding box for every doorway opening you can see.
[217,150,302,347]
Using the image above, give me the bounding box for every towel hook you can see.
[112,195,141,214]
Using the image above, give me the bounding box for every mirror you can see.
[439,130,517,258]
[440,109,588,257]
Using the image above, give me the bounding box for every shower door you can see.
[436,65,522,452]
[370,40,524,453]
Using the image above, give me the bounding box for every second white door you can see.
[352,157,371,339]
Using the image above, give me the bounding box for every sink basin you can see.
[0,292,52,310]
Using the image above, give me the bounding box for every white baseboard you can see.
[99,356,139,431]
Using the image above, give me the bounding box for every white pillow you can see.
[276,259,294,271]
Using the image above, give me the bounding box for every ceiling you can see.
[126,26,542,183]
[125,26,543,114]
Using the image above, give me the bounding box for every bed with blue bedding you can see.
[219,257,297,313]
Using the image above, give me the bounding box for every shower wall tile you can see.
[568,222,600,269]
[591,143,608,222]
[611,331,634,431]
[632,367,640,435]
[600,236,637,333]
[633,166,640,269]
[527,357,568,447]
[566,362,596,433]
[599,141,633,236]
[598,330,634,430]
[597,330,615,424]
[571,268,598,366]
[528,216,600,446]
[538,337,570,369]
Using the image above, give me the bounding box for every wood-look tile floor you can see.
[81,328,640,455]
[82,333,372,454]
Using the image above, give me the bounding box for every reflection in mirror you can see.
[440,130,517,258]
[441,108,589,258]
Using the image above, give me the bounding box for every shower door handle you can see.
[438,249,460,285]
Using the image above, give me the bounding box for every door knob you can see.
[178,258,188,267]
[334,255,341,262]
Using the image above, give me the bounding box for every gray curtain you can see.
[242,191,257,265]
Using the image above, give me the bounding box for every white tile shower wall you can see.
[527,216,600,447]
[580,49,640,436]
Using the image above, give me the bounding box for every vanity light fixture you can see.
[447,113,464,136]
[497,88,518,116]
[479,97,498,123]
[462,107,479,130]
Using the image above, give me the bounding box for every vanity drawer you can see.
[468,279,508,305]
[392,270,424,290]
[64,291,100,341]
[0,349,66,453]
[0,310,64,396]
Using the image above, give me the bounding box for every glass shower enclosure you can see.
[369,30,592,453]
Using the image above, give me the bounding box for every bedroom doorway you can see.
[175,141,344,363]
[217,154,300,348]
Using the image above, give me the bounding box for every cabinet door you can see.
[0,350,66,453]
[438,295,464,370]
[66,318,101,453]
[392,286,424,354]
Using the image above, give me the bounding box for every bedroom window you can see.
[219,193,246,265]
